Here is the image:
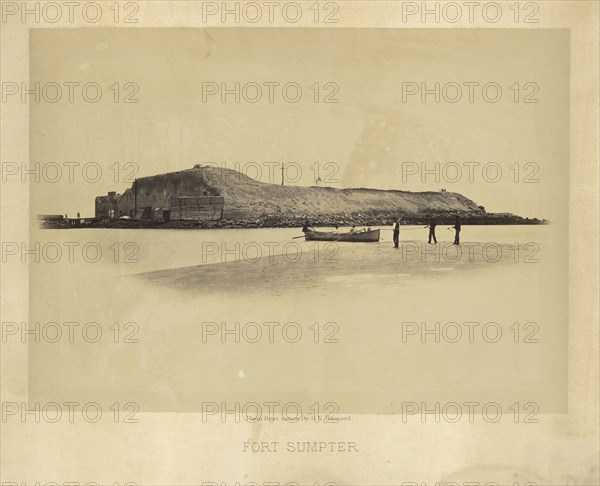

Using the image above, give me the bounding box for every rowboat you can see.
[303,228,380,243]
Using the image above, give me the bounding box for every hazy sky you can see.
[30,28,569,219]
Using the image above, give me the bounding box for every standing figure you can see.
[452,216,461,245]
[427,218,437,244]
[393,221,400,248]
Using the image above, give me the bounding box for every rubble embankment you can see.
[85,211,545,230]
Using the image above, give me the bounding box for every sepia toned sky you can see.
[30,28,569,219]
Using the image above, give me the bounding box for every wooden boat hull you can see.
[304,229,380,242]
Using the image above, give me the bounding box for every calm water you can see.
[28,223,567,413]
[32,224,553,275]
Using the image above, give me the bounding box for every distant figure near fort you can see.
[393,220,400,248]
[426,218,437,244]
[302,220,313,233]
[452,216,461,245]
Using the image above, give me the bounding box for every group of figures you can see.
[393,216,462,248]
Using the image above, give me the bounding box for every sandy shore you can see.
[133,239,530,295]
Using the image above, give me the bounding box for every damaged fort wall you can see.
[95,167,224,221]
[132,169,218,210]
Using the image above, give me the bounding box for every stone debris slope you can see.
[197,166,483,220]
